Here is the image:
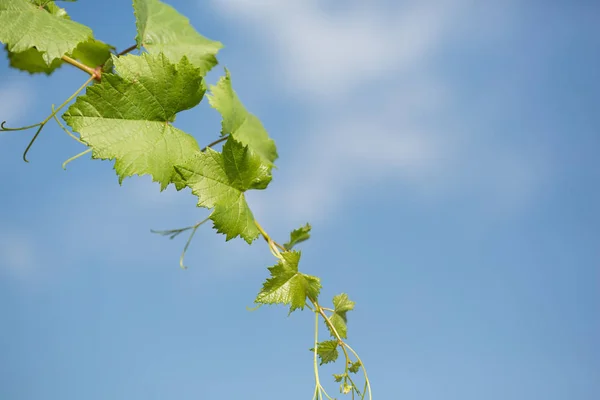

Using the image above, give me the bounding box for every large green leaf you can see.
[4,2,111,75]
[133,0,222,75]
[255,251,322,313]
[175,138,272,243]
[63,52,204,190]
[0,0,92,64]
[208,70,278,167]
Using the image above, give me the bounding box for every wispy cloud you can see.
[211,0,461,101]
[209,0,462,224]
[249,99,453,225]
[207,0,546,230]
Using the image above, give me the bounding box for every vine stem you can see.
[178,216,211,269]
[253,220,287,254]
[201,135,229,152]
[61,55,101,81]
[253,218,370,398]
[62,148,92,170]
[313,311,322,400]
[150,217,212,269]
[117,44,138,56]
[52,104,83,143]
[254,220,285,258]
[315,300,372,399]
[0,75,95,162]
[312,305,335,400]
[314,299,344,344]
[343,343,372,400]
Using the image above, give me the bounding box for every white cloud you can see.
[210,0,462,223]
[251,105,451,224]
[211,0,460,100]
[207,0,546,229]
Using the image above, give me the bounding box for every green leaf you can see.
[63,52,204,190]
[348,360,361,374]
[0,0,92,65]
[4,1,103,75]
[34,1,71,18]
[327,293,355,339]
[6,45,63,74]
[342,383,352,394]
[71,38,114,68]
[284,223,311,250]
[208,70,278,166]
[30,0,77,5]
[333,374,345,383]
[255,251,321,313]
[174,138,272,243]
[6,38,113,75]
[133,0,222,75]
[29,1,75,17]
[310,340,339,365]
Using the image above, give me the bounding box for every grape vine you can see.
[0,1,371,398]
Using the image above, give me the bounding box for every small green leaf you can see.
[133,0,222,75]
[327,293,355,339]
[175,138,272,243]
[310,340,339,365]
[63,53,204,190]
[71,38,114,67]
[0,0,92,64]
[342,383,352,394]
[333,373,345,383]
[6,38,113,75]
[255,251,321,313]
[208,70,278,167]
[284,223,311,250]
[348,360,361,374]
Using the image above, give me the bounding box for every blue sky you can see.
[1,0,599,399]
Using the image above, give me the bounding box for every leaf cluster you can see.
[0,1,370,398]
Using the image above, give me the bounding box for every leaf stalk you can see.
[61,55,101,81]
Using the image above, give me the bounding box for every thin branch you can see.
[313,310,321,395]
[315,301,345,345]
[254,219,287,253]
[10,76,95,162]
[61,55,101,81]
[62,148,92,170]
[343,343,372,400]
[1,121,41,132]
[151,216,211,269]
[52,104,83,143]
[178,216,210,269]
[117,44,138,57]
[201,135,229,152]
